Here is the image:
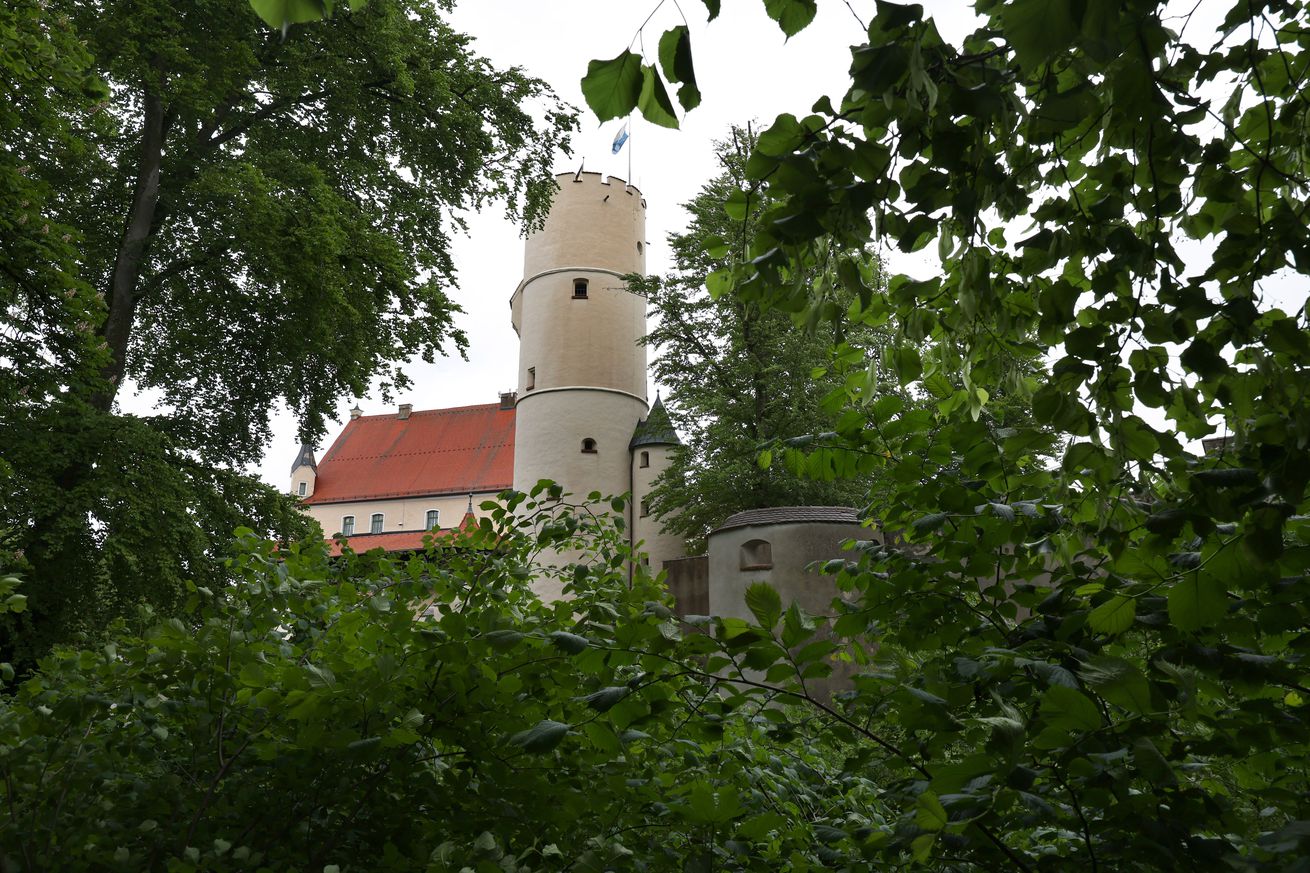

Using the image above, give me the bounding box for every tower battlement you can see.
[556,170,645,206]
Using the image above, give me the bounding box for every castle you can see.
[289,172,687,597]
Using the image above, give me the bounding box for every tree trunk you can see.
[94,85,166,412]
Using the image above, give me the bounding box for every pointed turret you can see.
[629,394,680,449]
[290,442,318,499]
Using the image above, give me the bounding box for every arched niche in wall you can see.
[740,538,773,571]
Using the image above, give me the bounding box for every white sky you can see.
[244,0,976,489]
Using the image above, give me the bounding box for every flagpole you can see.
[627,114,633,184]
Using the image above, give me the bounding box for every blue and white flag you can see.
[611,123,630,155]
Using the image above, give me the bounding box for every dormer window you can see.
[573,278,588,299]
[581,438,598,454]
[298,482,307,496]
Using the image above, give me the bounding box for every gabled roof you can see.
[304,403,514,504]
[630,395,680,449]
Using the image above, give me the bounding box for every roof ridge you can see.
[351,401,506,421]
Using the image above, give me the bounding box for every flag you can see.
[611,124,629,155]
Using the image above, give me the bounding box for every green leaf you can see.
[1167,575,1227,632]
[248,0,331,30]
[999,0,1077,69]
[509,720,570,754]
[657,26,701,111]
[744,582,782,629]
[548,631,590,654]
[1040,685,1101,731]
[915,791,948,831]
[763,0,818,37]
[581,50,643,122]
[1080,656,1152,714]
[756,114,804,157]
[482,629,525,650]
[1088,594,1135,635]
[637,65,679,129]
[581,686,629,711]
[304,663,337,689]
[582,722,622,754]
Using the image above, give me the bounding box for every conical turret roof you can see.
[629,395,680,449]
[291,441,317,473]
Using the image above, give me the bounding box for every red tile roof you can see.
[305,403,515,504]
[327,529,449,557]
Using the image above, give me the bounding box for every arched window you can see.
[341,516,355,536]
[740,539,773,571]
[370,513,384,534]
[581,438,598,454]
[297,482,307,496]
[637,241,644,254]
[572,278,588,298]
[426,509,439,530]
[639,450,649,468]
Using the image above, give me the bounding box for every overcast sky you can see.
[233,0,1285,489]
[240,0,975,489]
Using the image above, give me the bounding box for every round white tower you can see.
[511,172,649,587]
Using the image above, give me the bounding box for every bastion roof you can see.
[304,403,515,505]
[715,506,862,532]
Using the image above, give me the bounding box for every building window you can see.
[581,438,598,454]
[371,513,384,534]
[297,482,307,496]
[426,509,439,530]
[740,539,773,571]
[637,241,643,254]
[639,451,649,468]
[341,516,355,536]
[640,498,650,518]
[526,366,535,391]
[573,278,588,298]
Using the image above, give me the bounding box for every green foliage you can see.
[0,496,893,871]
[633,128,902,550]
[1,0,576,658]
[590,0,1310,867]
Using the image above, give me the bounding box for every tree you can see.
[0,0,576,660]
[632,128,897,550]
[582,0,1310,868]
[0,495,893,871]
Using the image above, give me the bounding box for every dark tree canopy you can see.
[0,0,576,661]
[632,129,892,550]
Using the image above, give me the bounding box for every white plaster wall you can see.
[512,389,645,504]
[291,465,316,499]
[304,491,499,536]
[522,172,646,281]
[707,520,870,620]
[708,518,872,698]
[513,269,649,398]
[631,444,685,573]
